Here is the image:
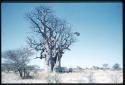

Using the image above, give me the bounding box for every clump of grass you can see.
[35,71,47,79]
[46,72,61,83]
[88,71,95,83]
[110,73,121,83]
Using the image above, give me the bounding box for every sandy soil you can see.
[2,69,123,83]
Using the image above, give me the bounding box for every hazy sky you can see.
[2,3,123,68]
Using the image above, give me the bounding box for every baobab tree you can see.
[26,5,80,72]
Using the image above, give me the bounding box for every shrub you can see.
[112,63,121,70]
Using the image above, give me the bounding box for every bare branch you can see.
[26,5,78,72]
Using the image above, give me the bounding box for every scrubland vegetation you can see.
[2,66,123,83]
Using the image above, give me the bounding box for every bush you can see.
[112,63,121,70]
[69,68,73,72]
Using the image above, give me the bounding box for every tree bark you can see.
[47,57,55,72]
[59,59,61,68]
[24,68,26,78]
[18,69,23,78]
[44,55,56,72]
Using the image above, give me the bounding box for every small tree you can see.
[2,48,33,79]
[112,63,121,70]
[102,64,108,70]
[76,66,83,71]
[92,66,99,70]
[69,68,73,72]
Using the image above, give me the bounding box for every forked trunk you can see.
[45,57,55,72]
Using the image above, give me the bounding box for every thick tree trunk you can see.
[48,57,55,72]
[45,57,54,72]
[50,64,54,72]
[23,68,26,78]
[18,69,23,78]
[59,59,61,68]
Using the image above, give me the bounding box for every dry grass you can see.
[34,71,48,79]
[2,70,123,83]
[45,72,61,83]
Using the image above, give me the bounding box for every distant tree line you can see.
[54,63,122,73]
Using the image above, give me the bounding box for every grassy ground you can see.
[2,69,123,83]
